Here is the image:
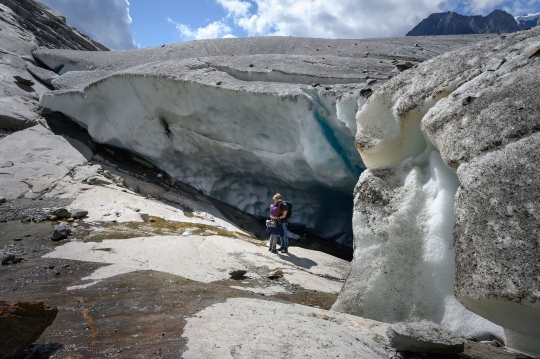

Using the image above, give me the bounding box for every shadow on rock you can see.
[278,251,318,269]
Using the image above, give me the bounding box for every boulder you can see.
[51,208,70,219]
[50,222,71,241]
[70,208,88,219]
[228,269,247,279]
[0,301,58,359]
[0,196,6,203]
[386,322,465,354]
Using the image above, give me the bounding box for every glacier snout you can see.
[40,61,364,244]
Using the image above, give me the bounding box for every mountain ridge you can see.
[407,9,529,36]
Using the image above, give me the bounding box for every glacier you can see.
[335,26,540,355]
[35,36,482,245]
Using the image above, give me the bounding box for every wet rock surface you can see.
[0,221,343,358]
[0,300,58,359]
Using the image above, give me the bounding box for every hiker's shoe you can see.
[271,249,278,254]
[268,247,272,252]
[277,247,284,251]
[280,248,288,253]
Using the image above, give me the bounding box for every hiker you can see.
[271,193,289,253]
[267,197,284,254]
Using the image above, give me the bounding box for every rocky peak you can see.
[407,10,523,36]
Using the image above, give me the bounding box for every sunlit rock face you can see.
[334,26,540,355]
[35,36,481,245]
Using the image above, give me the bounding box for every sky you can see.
[39,0,540,50]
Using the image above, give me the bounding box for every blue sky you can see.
[40,0,540,50]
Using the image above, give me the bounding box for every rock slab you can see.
[387,322,465,354]
[0,301,58,359]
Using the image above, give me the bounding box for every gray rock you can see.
[0,125,88,201]
[51,208,70,219]
[228,269,247,279]
[1,255,15,265]
[128,185,139,193]
[0,110,36,131]
[386,322,465,354]
[13,75,34,87]
[50,222,71,241]
[25,64,59,87]
[0,196,6,203]
[70,209,88,219]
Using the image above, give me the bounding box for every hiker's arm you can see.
[280,210,287,219]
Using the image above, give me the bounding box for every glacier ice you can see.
[336,27,540,354]
[333,150,503,339]
[36,36,482,245]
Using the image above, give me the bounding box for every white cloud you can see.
[217,0,252,17]
[216,0,447,39]
[39,0,137,50]
[222,34,238,38]
[168,18,232,40]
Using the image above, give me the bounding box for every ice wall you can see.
[333,148,503,339]
[41,60,365,244]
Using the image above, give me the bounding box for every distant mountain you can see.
[407,10,523,36]
[515,13,540,29]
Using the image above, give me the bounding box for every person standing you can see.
[271,193,289,253]
[267,197,284,254]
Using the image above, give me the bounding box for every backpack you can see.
[284,201,293,218]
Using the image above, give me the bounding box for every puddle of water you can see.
[71,217,251,243]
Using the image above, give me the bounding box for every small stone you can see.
[216,81,222,85]
[414,43,419,47]
[526,47,540,58]
[387,322,464,354]
[395,61,413,71]
[462,96,475,106]
[70,209,88,219]
[13,75,35,87]
[366,79,376,85]
[49,215,58,221]
[486,58,506,71]
[325,86,332,90]
[311,83,320,87]
[249,64,254,67]
[360,88,373,98]
[128,185,139,193]
[20,216,31,223]
[73,223,78,227]
[12,258,23,264]
[0,196,6,204]
[157,173,163,179]
[50,223,72,241]
[267,269,283,279]
[67,218,74,222]
[12,238,22,241]
[228,269,248,278]
[149,217,156,223]
[2,255,15,265]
